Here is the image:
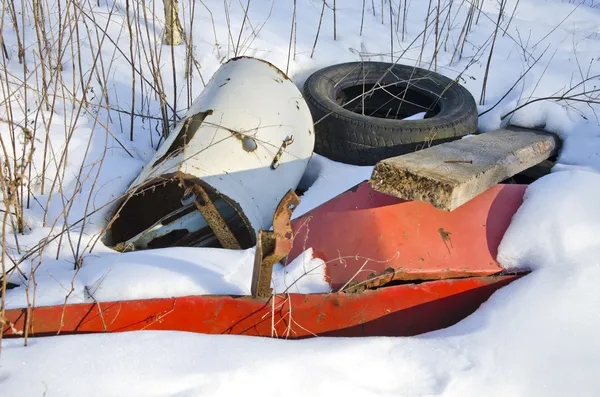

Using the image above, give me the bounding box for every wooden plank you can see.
[369,127,559,211]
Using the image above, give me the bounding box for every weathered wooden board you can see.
[369,126,559,211]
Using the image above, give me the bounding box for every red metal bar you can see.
[3,275,521,339]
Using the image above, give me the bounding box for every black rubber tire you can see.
[302,62,478,165]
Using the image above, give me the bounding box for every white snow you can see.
[295,154,373,218]
[272,248,330,294]
[4,246,329,308]
[402,111,427,120]
[2,0,600,395]
[498,170,600,271]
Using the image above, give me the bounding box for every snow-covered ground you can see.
[2,0,600,395]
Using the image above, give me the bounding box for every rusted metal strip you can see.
[271,136,294,170]
[251,230,277,298]
[251,190,300,298]
[190,184,241,249]
[271,189,299,257]
[342,267,397,293]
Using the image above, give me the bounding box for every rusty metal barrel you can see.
[104,57,315,251]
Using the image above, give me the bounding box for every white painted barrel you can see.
[106,57,314,250]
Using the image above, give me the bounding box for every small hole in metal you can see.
[242,136,258,152]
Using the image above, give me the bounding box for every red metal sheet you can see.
[3,275,521,339]
[289,182,526,290]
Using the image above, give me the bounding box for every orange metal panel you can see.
[2,275,521,339]
[289,182,527,290]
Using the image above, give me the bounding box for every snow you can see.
[272,248,330,294]
[4,246,329,308]
[295,154,373,218]
[3,255,600,397]
[498,170,600,271]
[402,111,427,120]
[2,0,600,395]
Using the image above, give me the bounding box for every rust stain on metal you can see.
[242,136,258,152]
[438,227,453,254]
[251,190,300,298]
[203,302,224,324]
[271,136,294,170]
[188,182,241,249]
[342,264,511,296]
[222,126,260,154]
[344,267,397,293]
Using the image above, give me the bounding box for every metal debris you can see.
[104,57,314,251]
[189,183,241,249]
[271,136,295,170]
[251,190,300,298]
